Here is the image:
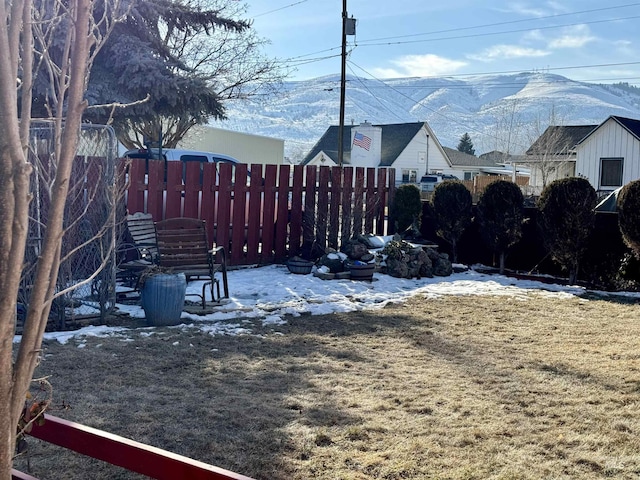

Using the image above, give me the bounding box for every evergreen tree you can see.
[477,180,524,274]
[457,133,475,155]
[31,0,283,149]
[391,184,422,233]
[432,181,472,263]
[538,177,596,284]
[617,179,640,257]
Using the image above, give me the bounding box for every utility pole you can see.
[337,0,348,167]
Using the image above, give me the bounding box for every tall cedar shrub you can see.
[432,180,472,263]
[538,177,596,284]
[391,184,422,233]
[477,180,524,273]
[617,179,640,257]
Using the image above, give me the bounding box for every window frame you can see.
[599,157,623,188]
[401,168,418,183]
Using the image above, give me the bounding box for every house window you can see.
[600,158,623,188]
[401,169,418,183]
[464,172,477,181]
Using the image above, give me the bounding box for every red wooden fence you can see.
[122,160,397,266]
[12,414,254,480]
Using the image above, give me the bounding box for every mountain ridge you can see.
[210,72,640,161]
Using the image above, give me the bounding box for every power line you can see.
[346,63,407,122]
[357,3,640,43]
[356,14,640,48]
[252,0,311,18]
[275,4,640,66]
[275,60,640,87]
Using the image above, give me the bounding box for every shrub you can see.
[391,184,422,233]
[538,177,596,284]
[617,179,640,257]
[477,180,524,273]
[431,180,471,263]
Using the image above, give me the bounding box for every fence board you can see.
[202,163,216,243]
[216,164,233,257]
[353,168,365,236]
[316,166,330,252]
[302,166,317,258]
[147,160,164,220]
[289,165,304,257]
[274,165,290,261]
[230,163,249,264]
[165,162,183,220]
[261,165,277,263]
[341,167,354,244]
[245,164,263,264]
[387,169,396,234]
[183,162,201,219]
[127,158,145,214]
[328,167,342,249]
[376,168,387,235]
[364,168,376,234]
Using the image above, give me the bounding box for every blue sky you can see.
[244,0,640,84]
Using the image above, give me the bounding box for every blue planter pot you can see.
[141,273,187,326]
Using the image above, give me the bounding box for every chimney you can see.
[350,121,382,167]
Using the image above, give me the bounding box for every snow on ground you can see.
[14,264,640,346]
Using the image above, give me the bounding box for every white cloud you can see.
[500,2,547,17]
[467,45,550,62]
[497,1,568,17]
[613,40,635,56]
[371,54,467,78]
[547,25,596,49]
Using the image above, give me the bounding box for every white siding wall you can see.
[576,119,640,190]
[393,129,453,182]
[529,160,575,194]
[180,125,285,166]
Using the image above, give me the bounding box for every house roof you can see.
[301,122,426,166]
[442,147,496,167]
[526,125,597,156]
[577,115,640,145]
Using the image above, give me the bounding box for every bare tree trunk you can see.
[0,0,33,475]
[0,1,96,477]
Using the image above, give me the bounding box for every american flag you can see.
[353,132,371,151]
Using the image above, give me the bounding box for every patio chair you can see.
[117,212,158,291]
[154,217,229,306]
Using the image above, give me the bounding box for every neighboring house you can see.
[301,121,465,185]
[523,125,596,194]
[442,147,498,180]
[575,115,640,193]
[179,125,285,166]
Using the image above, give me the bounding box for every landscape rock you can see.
[378,239,452,279]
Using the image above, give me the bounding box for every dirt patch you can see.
[13,293,640,479]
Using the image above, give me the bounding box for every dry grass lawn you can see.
[13,291,640,479]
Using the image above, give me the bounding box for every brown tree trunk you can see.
[0,1,93,478]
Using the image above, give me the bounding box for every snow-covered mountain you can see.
[211,72,640,162]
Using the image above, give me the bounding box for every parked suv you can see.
[420,173,459,192]
[124,148,242,168]
[124,148,244,182]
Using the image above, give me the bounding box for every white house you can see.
[575,116,640,193]
[523,125,596,195]
[442,147,502,180]
[301,121,469,184]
